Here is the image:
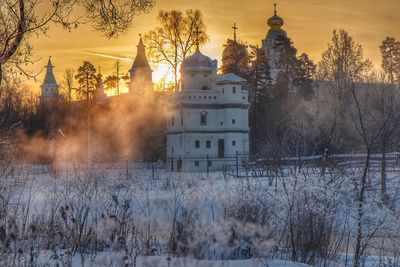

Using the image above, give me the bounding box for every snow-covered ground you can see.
[2,162,400,266]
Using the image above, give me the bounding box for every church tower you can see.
[93,69,107,100]
[129,35,153,94]
[166,37,249,172]
[40,57,59,104]
[262,3,287,81]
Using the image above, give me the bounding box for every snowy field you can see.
[1,161,400,266]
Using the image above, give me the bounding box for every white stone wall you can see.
[166,83,249,172]
[181,71,217,91]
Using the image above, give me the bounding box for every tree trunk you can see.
[0,0,26,86]
[381,144,387,203]
[353,149,370,267]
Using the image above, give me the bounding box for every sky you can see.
[29,0,400,91]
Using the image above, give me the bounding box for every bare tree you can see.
[62,68,75,102]
[316,29,372,155]
[0,0,155,85]
[380,37,400,84]
[145,9,208,90]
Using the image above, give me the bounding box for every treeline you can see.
[220,29,400,162]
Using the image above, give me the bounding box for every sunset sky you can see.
[29,0,400,91]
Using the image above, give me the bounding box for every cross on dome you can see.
[195,26,200,51]
[232,23,238,42]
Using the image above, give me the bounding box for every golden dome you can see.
[267,3,284,29]
[268,14,284,29]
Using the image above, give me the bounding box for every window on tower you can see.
[200,112,208,126]
[180,113,183,126]
[206,140,211,148]
[232,86,236,93]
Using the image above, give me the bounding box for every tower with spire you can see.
[262,2,288,81]
[129,35,153,94]
[40,57,59,104]
[93,68,107,100]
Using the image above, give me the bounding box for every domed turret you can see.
[94,70,107,100]
[267,14,284,29]
[267,4,284,29]
[262,3,288,81]
[180,48,217,91]
[181,50,216,73]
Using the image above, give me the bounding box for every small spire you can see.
[274,2,277,15]
[195,26,200,52]
[42,56,58,86]
[232,23,238,42]
[46,56,54,70]
[98,66,101,75]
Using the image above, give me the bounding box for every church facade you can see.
[166,48,250,172]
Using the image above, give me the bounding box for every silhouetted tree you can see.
[75,62,97,100]
[145,9,208,90]
[380,37,400,84]
[0,0,155,85]
[221,39,250,78]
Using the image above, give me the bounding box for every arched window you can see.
[201,85,210,90]
[200,111,208,126]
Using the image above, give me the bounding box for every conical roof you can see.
[129,36,151,72]
[42,57,58,86]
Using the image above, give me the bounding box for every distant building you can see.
[93,70,107,100]
[40,57,59,104]
[262,3,288,81]
[129,36,153,94]
[166,47,250,172]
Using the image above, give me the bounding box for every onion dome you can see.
[181,50,215,72]
[267,3,284,29]
[94,71,107,99]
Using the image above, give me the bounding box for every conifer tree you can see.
[75,61,97,100]
[247,45,272,154]
[221,39,250,78]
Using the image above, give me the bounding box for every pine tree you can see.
[247,45,272,154]
[74,61,97,100]
[221,39,250,78]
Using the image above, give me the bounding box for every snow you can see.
[215,73,247,84]
[3,160,400,266]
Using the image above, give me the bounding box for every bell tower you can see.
[262,3,288,81]
[40,57,59,104]
[129,35,153,94]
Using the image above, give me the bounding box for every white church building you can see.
[166,47,250,172]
